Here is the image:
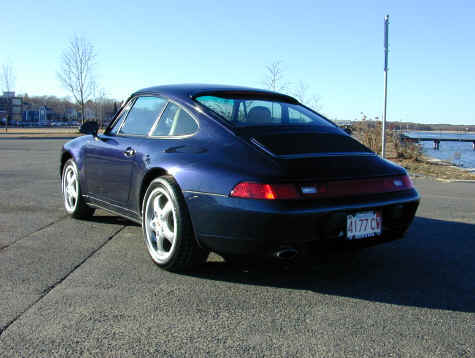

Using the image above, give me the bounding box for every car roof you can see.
[133,84,298,103]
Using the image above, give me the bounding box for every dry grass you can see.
[0,127,80,138]
[391,157,475,180]
[352,121,475,181]
[1,127,79,134]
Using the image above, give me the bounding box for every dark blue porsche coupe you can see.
[60,84,419,272]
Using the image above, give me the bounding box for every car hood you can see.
[237,126,405,181]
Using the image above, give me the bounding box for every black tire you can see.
[142,176,208,272]
[61,158,95,219]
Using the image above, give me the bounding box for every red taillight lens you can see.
[230,182,300,200]
[402,175,414,189]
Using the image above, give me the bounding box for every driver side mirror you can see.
[79,121,99,137]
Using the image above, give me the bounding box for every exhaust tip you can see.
[273,248,299,260]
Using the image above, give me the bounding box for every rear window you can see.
[195,95,333,128]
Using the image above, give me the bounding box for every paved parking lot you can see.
[0,139,474,357]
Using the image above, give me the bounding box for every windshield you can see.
[195,95,334,128]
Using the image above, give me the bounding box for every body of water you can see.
[405,131,475,169]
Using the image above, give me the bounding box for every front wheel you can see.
[62,158,95,219]
[142,176,208,272]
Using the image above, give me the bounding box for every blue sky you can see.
[1,0,474,124]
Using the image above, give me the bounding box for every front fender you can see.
[61,135,93,192]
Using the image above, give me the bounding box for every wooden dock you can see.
[400,134,475,150]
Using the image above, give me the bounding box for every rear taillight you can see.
[230,175,413,200]
[402,175,414,189]
[230,182,300,200]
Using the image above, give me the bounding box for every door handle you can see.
[144,154,151,164]
[123,147,136,157]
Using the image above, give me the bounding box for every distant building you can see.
[23,109,39,123]
[64,108,79,121]
[334,120,353,126]
[0,91,23,124]
[102,111,116,127]
[83,107,96,121]
[23,105,59,125]
[334,120,353,135]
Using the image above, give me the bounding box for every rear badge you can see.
[301,186,318,195]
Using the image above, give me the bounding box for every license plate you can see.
[347,211,382,240]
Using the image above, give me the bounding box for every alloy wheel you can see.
[63,164,79,213]
[144,187,177,263]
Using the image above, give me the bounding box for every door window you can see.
[108,101,133,135]
[119,96,167,136]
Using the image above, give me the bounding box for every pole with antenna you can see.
[381,14,389,158]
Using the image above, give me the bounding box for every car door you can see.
[126,101,200,213]
[84,96,167,207]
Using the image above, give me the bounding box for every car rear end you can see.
[188,90,420,259]
[190,174,419,259]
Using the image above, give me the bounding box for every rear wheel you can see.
[62,159,95,219]
[142,176,208,272]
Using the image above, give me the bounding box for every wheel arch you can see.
[138,167,169,215]
[60,151,73,178]
[138,168,204,249]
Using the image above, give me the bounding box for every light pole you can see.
[381,15,389,158]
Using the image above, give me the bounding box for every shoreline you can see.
[389,154,475,181]
[421,146,475,169]
[408,130,475,134]
[424,156,475,174]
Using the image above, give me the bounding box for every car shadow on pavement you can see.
[190,217,475,313]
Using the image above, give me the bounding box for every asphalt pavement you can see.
[0,139,474,357]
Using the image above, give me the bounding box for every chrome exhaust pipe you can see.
[273,248,298,260]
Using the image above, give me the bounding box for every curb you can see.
[410,174,475,184]
[435,179,475,183]
[0,136,78,140]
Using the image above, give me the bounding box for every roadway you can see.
[0,139,474,357]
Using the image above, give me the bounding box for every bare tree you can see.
[1,64,16,131]
[263,62,323,111]
[94,86,107,127]
[308,94,321,111]
[293,80,309,104]
[263,61,288,92]
[57,36,97,124]
[291,80,321,111]
[1,64,15,93]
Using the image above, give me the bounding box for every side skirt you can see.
[84,195,142,225]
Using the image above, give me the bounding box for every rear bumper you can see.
[184,189,420,256]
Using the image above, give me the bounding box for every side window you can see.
[172,109,198,136]
[119,96,167,136]
[152,103,198,136]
